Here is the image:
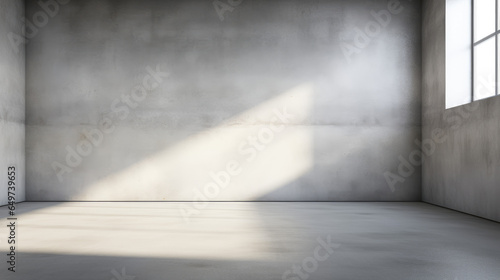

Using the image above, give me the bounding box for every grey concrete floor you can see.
[1,202,499,280]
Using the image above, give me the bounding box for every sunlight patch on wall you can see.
[80,83,314,201]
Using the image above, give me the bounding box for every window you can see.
[473,0,498,100]
[446,0,500,108]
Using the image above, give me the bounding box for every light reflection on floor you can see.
[2,202,500,280]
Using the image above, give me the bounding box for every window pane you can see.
[446,0,473,108]
[474,38,496,100]
[474,0,496,42]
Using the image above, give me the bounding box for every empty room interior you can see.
[1,0,500,279]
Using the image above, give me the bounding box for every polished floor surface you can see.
[1,202,500,280]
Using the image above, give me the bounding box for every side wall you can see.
[26,0,422,201]
[423,0,500,222]
[0,0,25,206]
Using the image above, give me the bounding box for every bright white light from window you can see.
[498,0,500,30]
[474,0,496,42]
[474,37,496,100]
[446,0,473,108]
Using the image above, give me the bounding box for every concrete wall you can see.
[423,0,500,222]
[26,0,421,201]
[0,0,25,206]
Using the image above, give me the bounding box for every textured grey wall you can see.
[422,0,500,222]
[0,0,25,206]
[26,0,421,201]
